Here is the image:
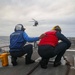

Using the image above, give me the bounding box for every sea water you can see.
[0,36,9,47]
[0,36,9,53]
[0,36,75,50]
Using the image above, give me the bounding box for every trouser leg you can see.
[10,50,26,66]
[23,44,33,59]
[40,58,49,69]
[22,44,35,64]
[54,42,68,63]
[11,56,18,66]
[38,45,55,68]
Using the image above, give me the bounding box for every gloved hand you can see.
[39,33,46,39]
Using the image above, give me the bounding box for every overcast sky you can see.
[0,0,75,37]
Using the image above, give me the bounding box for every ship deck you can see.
[0,47,75,75]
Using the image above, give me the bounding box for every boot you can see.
[11,57,18,66]
[25,56,35,65]
[53,61,61,67]
[40,58,49,69]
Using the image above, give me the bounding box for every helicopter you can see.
[29,18,38,26]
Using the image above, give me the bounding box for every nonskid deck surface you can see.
[0,49,75,75]
[0,57,69,75]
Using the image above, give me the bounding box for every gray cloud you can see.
[0,0,75,36]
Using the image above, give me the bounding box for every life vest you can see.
[38,30,58,47]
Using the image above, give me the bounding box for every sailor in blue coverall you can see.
[9,24,44,66]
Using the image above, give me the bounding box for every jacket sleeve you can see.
[56,32,71,49]
[23,32,39,42]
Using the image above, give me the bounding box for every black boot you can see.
[11,57,18,66]
[40,58,49,69]
[26,60,35,65]
[53,61,61,67]
[25,56,35,65]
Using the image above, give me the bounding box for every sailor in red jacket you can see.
[38,25,71,69]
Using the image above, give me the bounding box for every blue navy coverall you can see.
[9,30,39,65]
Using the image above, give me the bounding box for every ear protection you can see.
[14,24,25,31]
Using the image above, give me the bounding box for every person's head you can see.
[14,24,25,31]
[52,25,61,32]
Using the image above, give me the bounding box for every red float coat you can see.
[38,30,59,47]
